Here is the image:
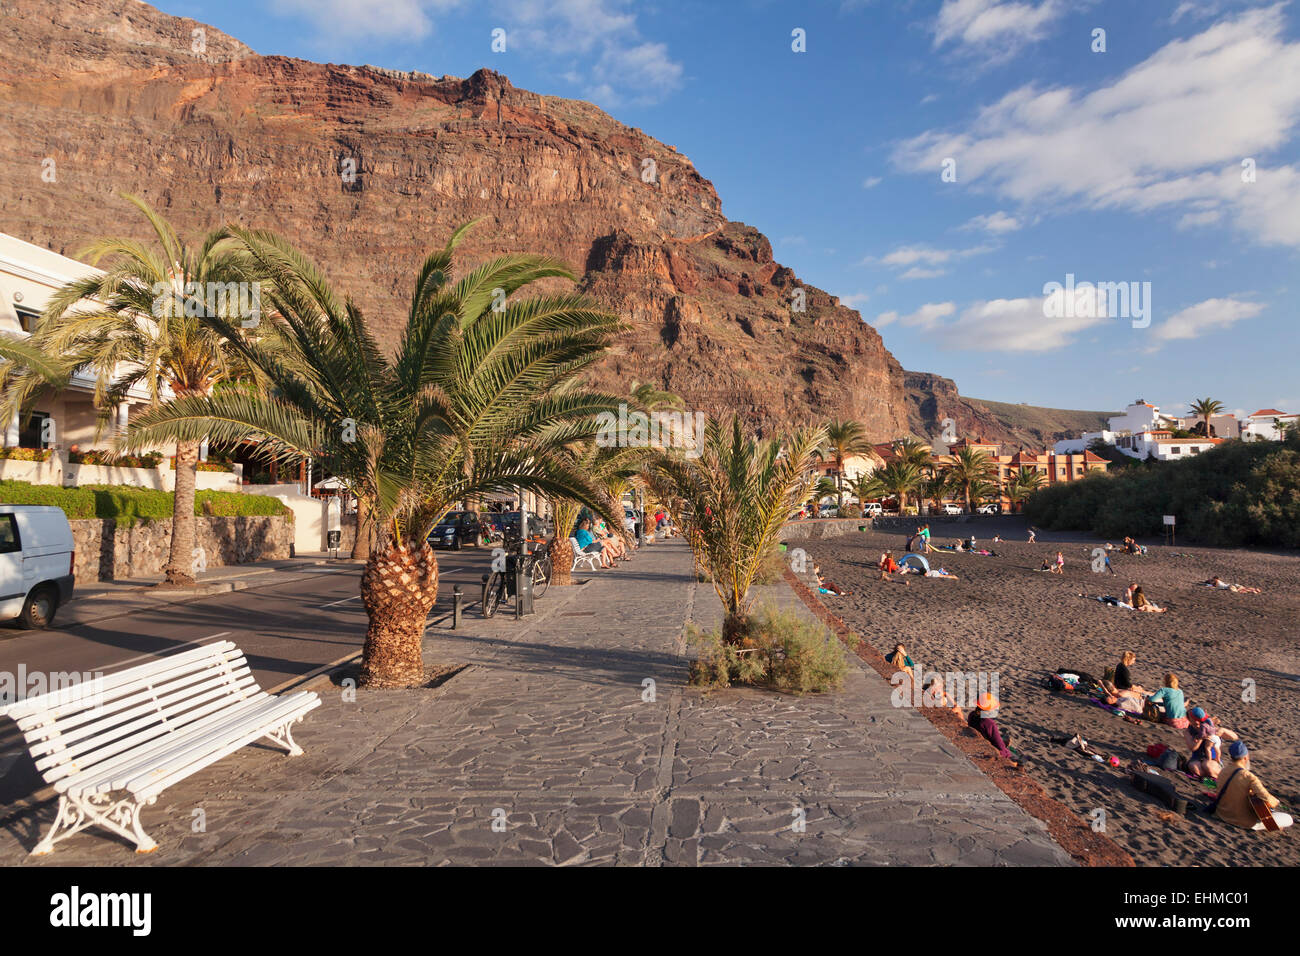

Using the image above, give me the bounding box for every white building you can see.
[1055,399,1176,454]
[1111,429,1220,461]
[1241,408,1298,442]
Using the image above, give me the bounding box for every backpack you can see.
[1130,769,1189,814]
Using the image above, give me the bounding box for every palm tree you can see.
[1188,397,1225,440]
[850,472,885,510]
[891,436,933,469]
[117,223,626,687]
[875,460,923,515]
[1,194,261,586]
[944,446,998,513]
[807,476,839,513]
[822,419,875,512]
[968,478,1000,510]
[919,469,953,514]
[646,416,824,644]
[1005,467,1045,513]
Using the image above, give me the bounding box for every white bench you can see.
[570,536,602,573]
[0,640,320,855]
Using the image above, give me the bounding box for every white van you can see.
[0,505,75,628]
[862,502,883,516]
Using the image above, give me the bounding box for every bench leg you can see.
[32,793,157,855]
[263,717,305,756]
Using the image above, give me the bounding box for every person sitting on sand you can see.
[1145,673,1188,728]
[878,550,899,580]
[992,534,1002,543]
[885,643,915,685]
[1185,711,1226,780]
[1187,706,1239,744]
[1214,742,1293,831]
[1202,576,1263,594]
[1114,650,1146,693]
[1130,585,1166,613]
[967,693,1016,764]
[924,674,964,717]
[813,564,847,595]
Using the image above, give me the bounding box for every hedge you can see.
[0,481,291,524]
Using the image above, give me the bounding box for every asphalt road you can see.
[0,543,513,803]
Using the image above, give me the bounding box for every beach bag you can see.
[1130,770,1188,814]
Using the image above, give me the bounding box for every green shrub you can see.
[688,604,849,694]
[0,480,290,523]
[68,449,163,468]
[1024,435,1300,547]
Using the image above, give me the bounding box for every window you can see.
[17,411,51,449]
[1169,446,1181,455]
[14,307,40,333]
[0,515,19,554]
[1191,447,1200,455]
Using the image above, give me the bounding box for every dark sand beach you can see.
[801,516,1300,866]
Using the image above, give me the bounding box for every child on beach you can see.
[1028,527,1037,543]
[1049,551,1065,574]
[878,551,899,580]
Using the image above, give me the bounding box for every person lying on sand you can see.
[1078,592,1134,609]
[923,675,964,717]
[968,693,1016,765]
[1214,742,1293,831]
[813,564,846,595]
[926,567,958,578]
[1201,576,1263,594]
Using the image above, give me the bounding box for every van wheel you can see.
[18,586,58,629]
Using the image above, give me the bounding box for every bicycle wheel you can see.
[482,572,505,618]
[532,555,551,599]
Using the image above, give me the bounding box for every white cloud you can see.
[862,176,883,189]
[900,267,947,280]
[1152,297,1264,342]
[500,0,682,105]
[271,0,682,105]
[933,0,1066,56]
[962,210,1022,234]
[896,7,1300,248]
[874,243,994,268]
[873,302,956,330]
[271,0,461,42]
[839,292,871,309]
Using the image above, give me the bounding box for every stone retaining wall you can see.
[71,516,293,581]
[777,518,873,542]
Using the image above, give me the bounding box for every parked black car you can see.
[494,510,551,538]
[429,511,482,549]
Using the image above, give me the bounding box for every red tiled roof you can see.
[1249,408,1287,418]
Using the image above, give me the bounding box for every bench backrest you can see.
[1,640,261,787]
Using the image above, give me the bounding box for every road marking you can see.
[319,595,362,609]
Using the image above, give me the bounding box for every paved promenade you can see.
[0,538,1072,866]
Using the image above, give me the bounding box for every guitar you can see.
[1249,792,1281,831]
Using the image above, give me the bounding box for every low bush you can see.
[688,604,849,694]
[0,447,52,462]
[68,449,164,468]
[0,480,290,523]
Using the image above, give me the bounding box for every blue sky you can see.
[160,0,1299,418]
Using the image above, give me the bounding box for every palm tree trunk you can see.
[351,495,372,560]
[359,539,438,687]
[551,537,575,585]
[164,437,201,587]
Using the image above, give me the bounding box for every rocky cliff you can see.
[0,0,1096,447]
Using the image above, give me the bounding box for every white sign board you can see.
[1163,515,1176,526]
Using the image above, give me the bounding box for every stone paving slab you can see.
[0,538,1073,866]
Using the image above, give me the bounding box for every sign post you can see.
[1163,514,1176,547]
